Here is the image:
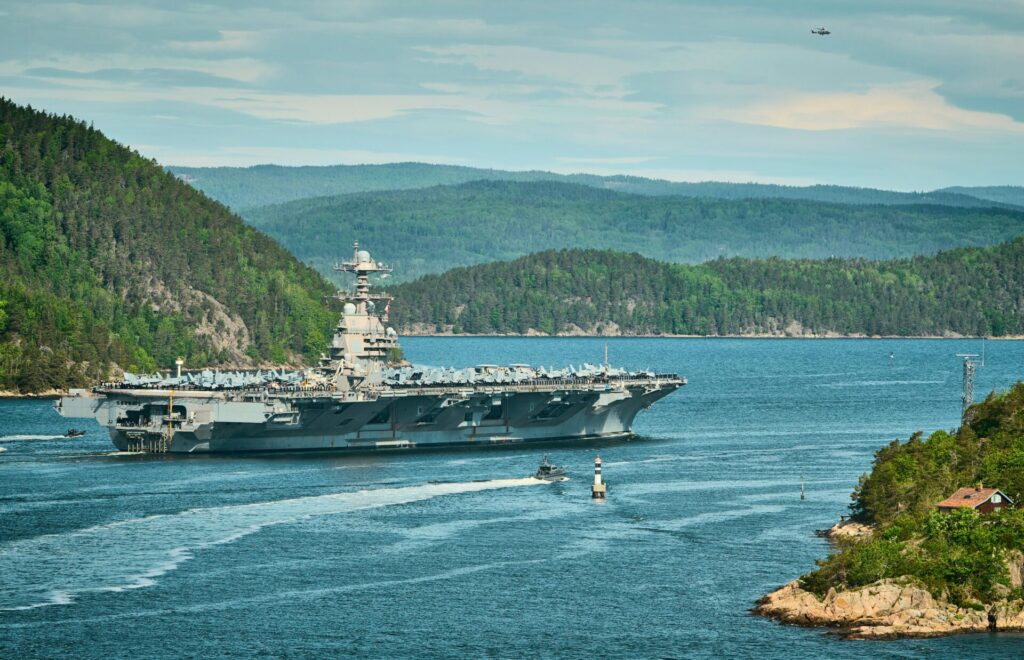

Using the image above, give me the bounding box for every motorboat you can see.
[534,455,567,481]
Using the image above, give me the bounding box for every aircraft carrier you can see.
[56,244,685,454]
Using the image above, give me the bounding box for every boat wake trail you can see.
[0,478,543,612]
[0,435,67,443]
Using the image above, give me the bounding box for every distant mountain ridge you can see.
[241,179,1024,283]
[0,98,335,393]
[938,186,1024,207]
[170,162,1022,211]
[390,238,1024,338]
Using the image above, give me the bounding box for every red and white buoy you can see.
[591,455,606,499]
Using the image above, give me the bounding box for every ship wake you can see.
[0,478,544,612]
[0,434,68,443]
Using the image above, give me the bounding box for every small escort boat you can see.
[534,455,567,481]
[64,428,86,438]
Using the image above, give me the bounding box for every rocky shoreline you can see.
[398,328,1018,339]
[756,518,1024,640]
[816,518,873,540]
[0,389,62,399]
[754,579,1024,639]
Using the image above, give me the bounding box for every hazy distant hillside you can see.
[170,162,1014,210]
[243,180,1024,283]
[939,186,1024,207]
[390,238,1024,337]
[0,99,335,392]
[574,178,1011,207]
[170,163,568,210]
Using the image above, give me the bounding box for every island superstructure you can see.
[56,243,685,453]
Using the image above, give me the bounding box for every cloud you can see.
[168,30,263,53]
[328,17,498,37]
[195,90,518,125]
[3,55,274,84]
[2,0,1022,189]
[0,80,512,126]
[556,156,659,165]
[22,66,249,88]
[728,81,1024,133]
[416,44,636,93]
[14,2,184,28]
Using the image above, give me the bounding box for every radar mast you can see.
[334,241,393,320]
[324,242,400,383]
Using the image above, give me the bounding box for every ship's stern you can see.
[55,389,106,424]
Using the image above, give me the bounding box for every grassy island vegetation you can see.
[800,383,1024,607]
[0,98,335,393]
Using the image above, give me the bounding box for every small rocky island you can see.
[756,383,1024,639]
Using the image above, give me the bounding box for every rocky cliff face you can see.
[754,579,1024,639]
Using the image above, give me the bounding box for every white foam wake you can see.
[0,559,556,627]
[0,477,544,612]
[0,434,67,443]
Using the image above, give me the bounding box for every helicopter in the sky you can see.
[811,27,831,35]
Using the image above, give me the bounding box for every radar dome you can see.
[386,327,397,337]
[343,303,357,315]
[356,250,371,263]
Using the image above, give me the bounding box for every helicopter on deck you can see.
[811,27,831,35]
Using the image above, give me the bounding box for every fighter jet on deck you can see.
[811,27,831,35]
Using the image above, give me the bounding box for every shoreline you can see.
[754,579,1024,640]
[0,390,62,400]
[756,520,1024,640]
[399,332,1020,340]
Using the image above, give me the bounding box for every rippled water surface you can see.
[3,338,1024,658]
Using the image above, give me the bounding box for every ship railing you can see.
[381,375,681,388]
[97,382,336,396]
[96,375,683,398]
[372,375,683,396]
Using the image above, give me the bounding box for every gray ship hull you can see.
[58,380,679,454]
[55,244,684,455]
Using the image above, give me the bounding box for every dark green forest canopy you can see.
[170,161,1022,211]
[0,98,335,392]
[389,240,1024,337]
[799,383,1024,607]
[242,180,1024,283]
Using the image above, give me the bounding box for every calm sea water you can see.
[3,338,1024,658]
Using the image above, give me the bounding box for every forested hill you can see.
[939,186,1024,208]
[171,162,1018,211]
[243,180,1024,283]
[389,239,1024,337]
[0,98,335,393]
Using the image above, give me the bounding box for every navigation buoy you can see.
[591,455,606,499]
[800,475,806,501]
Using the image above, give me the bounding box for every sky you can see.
[2,0,1022,190]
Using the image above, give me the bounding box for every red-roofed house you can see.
[936,486,1014,514]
